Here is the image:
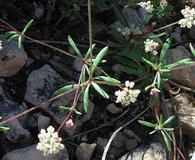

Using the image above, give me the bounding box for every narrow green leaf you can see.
[7,34,19,41]
[22,19,34,33]
[18,36,22,48]
[163,115,175,126]
[83,85,90,113]
[85,44,96,59]
[159,38,171,63]
[142,57,155,68]
[92,46,108,73]
[159,69,170,73]
[149,130,157,135]
[167,59,194,68]
[53,84,75,96]
[164,128,174,131]
[148,32,166,39]
[92,82,109,99]
[189,43,195,57]
[94,76,121,84]
[161,131,172,151]
[120,65,143,76]
[157,71,161,88]
[0,126,9,132]
[138,120,156,128]
[68,35,82,57]
[3,31,17,40]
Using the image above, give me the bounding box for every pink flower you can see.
[65,119,74,128]
[150,88,160,96]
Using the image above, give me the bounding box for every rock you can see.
[24,64,66,106]
[119,142,167,160]
[2,144,69,160]
[37,115,51,131]
[168,93,195,138]
[165,46,195,88]
[73,59,83,72]
[97,137,108,148]
[122,8,142,27]
[174,27,182,34]
[26,115,37,128]
[75,143,96,160]
[107,103,122,114]
[123,129,141,142]
[124,137,138,150]
[0,85,25,117]
[5,118,31,143]
[34,5,45,19]
[112,132,125,148]
[188,26,195,40]
[138,7,146,20]
[0,40,27,77]
[171,32,182,43]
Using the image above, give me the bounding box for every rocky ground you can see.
[0,0,195,160]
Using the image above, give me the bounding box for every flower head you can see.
[65,119,74,128]
[178,6,195,28]
[138,1,154,13]
[115,81,140,106]
[144,39,159,55]
[36,126,64,156]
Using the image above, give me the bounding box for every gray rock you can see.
[34,5,45,19]
[120,143,167,160]
[188,26,195,40]
[2,144,69,160]
[165,46,195,88]
[122,8,142,27]
[171,32,182,43]
[124,137,138,150]
[107,103,122,114]
[24,64,66,106]
[174,27,182,34]
[37,115,51,131]
[0,85,25,117]
[73,59,83,72]
[76,143,96,160]
[0,40,27,77]
[5,118,31,143]
[112,132,125,148]
[97,137,108,148]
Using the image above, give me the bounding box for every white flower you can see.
[138,1,154,13]
[36,126,64,156]
[115,81,140,106]
[178,6,195,28]
[144,39,159,55]
[0,41,2,50]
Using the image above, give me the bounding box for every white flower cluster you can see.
[144,39,159,55]
[138,1,154,14]
[115,81,140,106]
[0,41,2,50]
[178,6,195,28]
[36,126,64,156]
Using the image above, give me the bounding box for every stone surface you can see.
[75,143,96,160]
[0,40,27,77]
[37,115,51,131]
[188,26,195,40]
[97,137,108,148]
[119,143,167,160]
[168,93,195,138]
[5,118,31,143]
[2,144,69,160]
[73,59,83,72]
[107,103,122,114]
[24,64,66,106]
[171,32,182,43]
[165,46,195,88]
[122,8,141,27]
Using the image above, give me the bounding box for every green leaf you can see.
[163,115,175,126]
[68,35,82,57]
[159,38,171,63]
[138,120,156,128]
[148,32,166,39]
[167,59,194,68]
[164,128,174,131]
[83,85,90,113]
[3,31,17,40]
[145,84,154,91]
[159,69,170,73]
[149,130,157,135]
[189,43,195,57]
[0,126,9,132]
[92,82,109,99]
[142,57,155,68]
[91,46,108,73]
[18,36,22,48]
[94,76,121,84]
[85,44,96,59]
[161,131,172,151]
[157,71,161,88]
[120,65,143,76]
[22,19,34,33]
[7,34,19,41]
[53,84,75,96]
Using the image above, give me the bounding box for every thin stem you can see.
[88,0,93,64]
[153,21,179,32]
